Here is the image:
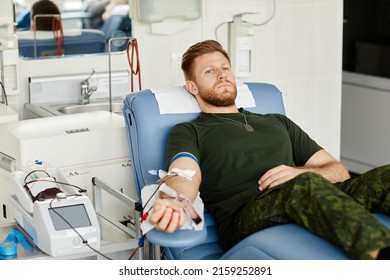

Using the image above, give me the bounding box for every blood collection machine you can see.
[9,165,100,257]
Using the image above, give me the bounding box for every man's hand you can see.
[258,150,351,191]
[258,164,305,191]
[148,198,186,233]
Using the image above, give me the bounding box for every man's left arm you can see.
[258,150,351,191]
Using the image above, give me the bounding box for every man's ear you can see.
[185,80,198,96]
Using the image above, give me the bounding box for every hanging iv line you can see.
[108,37,141,112]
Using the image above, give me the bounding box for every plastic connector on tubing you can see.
[141,213,148,221]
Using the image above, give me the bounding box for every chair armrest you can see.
[146,227,207,247]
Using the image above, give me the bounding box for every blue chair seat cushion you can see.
[161,213,390,260]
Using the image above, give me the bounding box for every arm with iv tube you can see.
[148,156,202,233]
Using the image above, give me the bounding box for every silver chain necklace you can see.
[211,113,255,132]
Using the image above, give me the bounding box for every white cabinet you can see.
[60,158,137,223]
[341,72,390,173]
[0,168,13,225]
[0,111,134,226]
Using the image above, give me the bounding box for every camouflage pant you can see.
[220,165,390,259]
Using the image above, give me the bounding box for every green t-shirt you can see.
[165,109,322,224]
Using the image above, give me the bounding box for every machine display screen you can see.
[49,204,92,230]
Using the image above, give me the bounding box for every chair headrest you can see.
[150,83,256,114]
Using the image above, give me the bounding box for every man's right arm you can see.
[148,156,201,233]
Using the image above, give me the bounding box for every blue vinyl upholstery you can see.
[122,82,390,260]
[18,29,106,58]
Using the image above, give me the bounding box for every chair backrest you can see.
[100,5,132,52]
[16,9,31,30]
[17,29,106,58]
[122,82,285,199]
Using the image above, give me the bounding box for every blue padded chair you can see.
[16,9,31,30]
[18,29,106,58]
[122,82,390,260]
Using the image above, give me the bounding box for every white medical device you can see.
[228,13,255,78]
[9,167,100,257]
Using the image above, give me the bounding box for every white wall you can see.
[131,0,344,158]
[5,0,343,158]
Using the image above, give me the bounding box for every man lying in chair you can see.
[148,39,390,260]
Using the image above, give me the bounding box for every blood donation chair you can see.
[122,82,390,260]
[17,29,106,58]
